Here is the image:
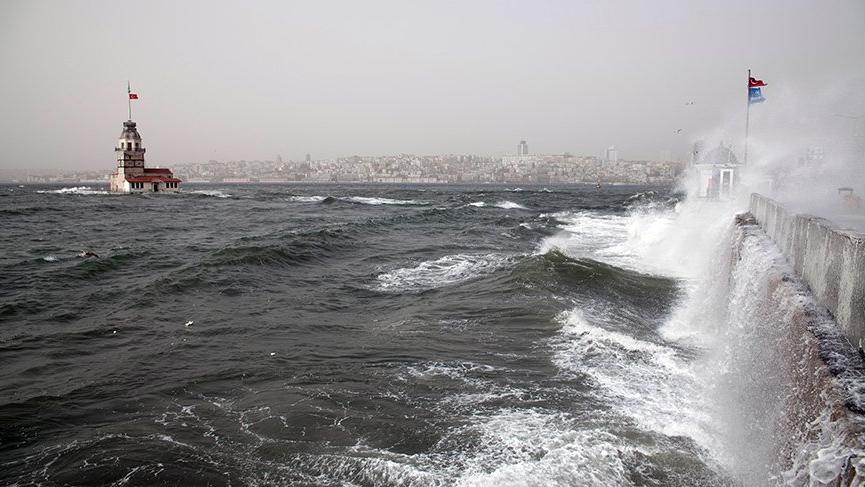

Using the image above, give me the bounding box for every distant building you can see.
[605,146,618,163]
[518,140,529,156]
[109,120,181,193]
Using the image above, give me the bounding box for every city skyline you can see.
[12,148,685,186]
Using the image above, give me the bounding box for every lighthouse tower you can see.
[108,86,181,193]
[110,121,146,191]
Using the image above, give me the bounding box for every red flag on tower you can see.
[748,77,767,87]
[129,93,139,99]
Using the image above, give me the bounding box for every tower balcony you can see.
[115,147,146,153]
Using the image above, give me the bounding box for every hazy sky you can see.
[1,0,863,172]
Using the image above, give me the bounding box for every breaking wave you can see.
[287,195,328,203]
[36,186,109,195]
[374,253,512,292]
[462,201,528,210]
[494,201,528,210]
[344,196,428,206]
[285,195,429,206]
[189,189,232,198]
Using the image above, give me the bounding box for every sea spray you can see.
[658,208,865,484]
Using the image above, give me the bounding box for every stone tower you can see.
[110,121,146,192]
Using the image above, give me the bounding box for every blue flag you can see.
[748,76,767,104]
[749,87,765,104]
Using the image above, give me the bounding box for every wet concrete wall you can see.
[750,193,865,351]
[730,213,865,484]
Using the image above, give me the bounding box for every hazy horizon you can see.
[1,0,863,174]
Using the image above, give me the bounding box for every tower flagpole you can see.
[744,69,751,165]
[127,81,132,120]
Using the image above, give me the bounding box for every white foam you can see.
[551,309,715,450]
[536,200,739,278]
[191,189,231,198]
[494,201,528,210]
[404,361,497,381]
[374,253,510,292]
[288,195,328,203]
[36,186,109,195]
[42,255,59,262]
[453,412,631,487]
[344,196,426,206]
[467,201,487,207]
[536,211,641,270]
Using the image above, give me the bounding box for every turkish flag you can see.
[748,77,767,87]
[129,93,139,99]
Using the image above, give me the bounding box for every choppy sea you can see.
[1,183,744,486]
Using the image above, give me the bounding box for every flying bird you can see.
[673,129,683,134]
[685,101,696,106]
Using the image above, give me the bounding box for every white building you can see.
[605,146,618,163]
[109,120,181,193]
[691,141,739,199]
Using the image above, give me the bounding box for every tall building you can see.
[518,140,529,156]
[109,119,181,193]
[605,146,618,163]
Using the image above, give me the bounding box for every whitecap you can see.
[374,253,510,292]
[190,190,231,198]
[288,195,327,203]
[494,201,528,210]
[551,309,711,449]
[343,196,427,205]
[37,186,109,195]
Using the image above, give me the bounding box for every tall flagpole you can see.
[744,69,751,165]
[127,81,132,120]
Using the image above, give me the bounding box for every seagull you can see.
[185,320,194,327]
[685,101,696,106]
[673,129,683,134]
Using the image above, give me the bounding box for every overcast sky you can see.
[1,0,863,172]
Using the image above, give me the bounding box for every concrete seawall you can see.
[728,214,865,483]
[750,193,865,351]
